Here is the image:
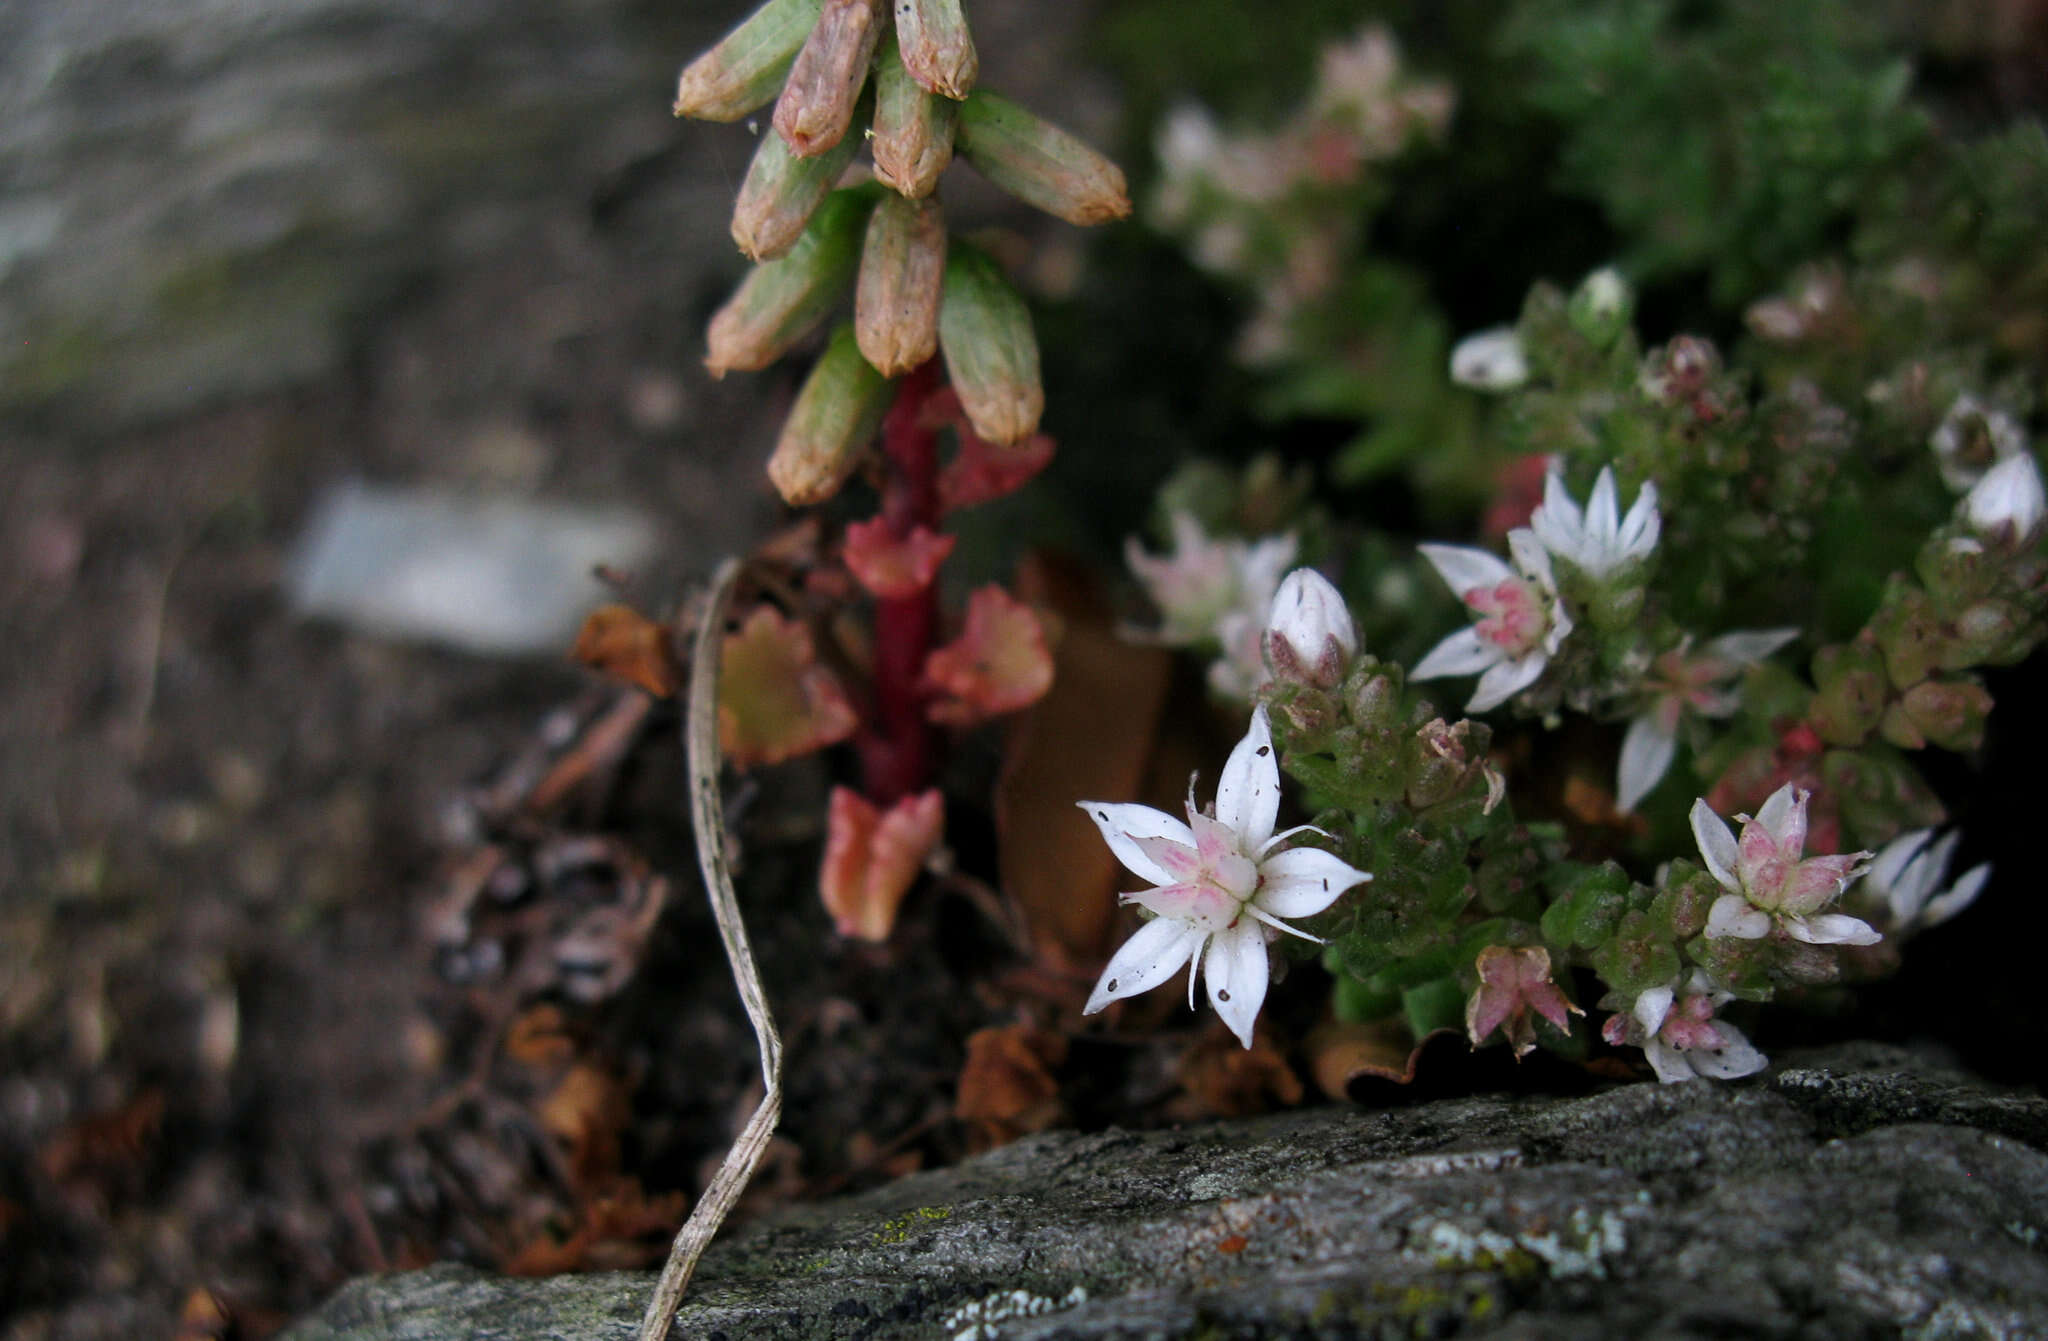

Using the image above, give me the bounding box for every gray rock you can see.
[285,1043,2048,1339]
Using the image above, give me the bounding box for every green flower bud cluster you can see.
[675,0,1131,502]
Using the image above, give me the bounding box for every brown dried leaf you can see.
[1304,1019,1453,1101]
[504,1178,689,1277]
[954,1023,1068,1151]
[995,554,1173,970]
[1171,1024,1304,1120]
[536,1061,631,1191]
[572,604,681,698]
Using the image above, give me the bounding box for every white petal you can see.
[1616,713,1678,813]
[1204,921,1270,1048]
[1215,705,1280,848]
[1412,626,1499,681]
[1690,800,1741,889]
[1752,783,1801,847]
[1417,542,1513,596]
[1643,1037,1697,1084]
[1468,653,1546,713]
[1506,528,1557,591]
[1786,913,1881,946]
[1239,534,1301,608]
[1687,1022,1768,1079]
[1585,467,1621,546]
[1633,985,1675,1035]
[1702,627,1798,666]
[1920,863,1991,927]
[1077,800,1196,888]
[1529,473,1584,565]
[1449,327,1528,391]
[1084,917,1205,1015]
[1618,480,1661,559]
[1705,892,1771,939]
[1256,846,1371,918]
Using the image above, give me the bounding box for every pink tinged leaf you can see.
[1705,893,1772,940]
[1411,626,1497,681]
[1600,1014,1630,1047]
[718,605,861,769]
[1418,542,1515,597]
[1084,915,1205,1015]
[842,519,958,599]
[1685,1021,1768,1079]
[1785,913,1881,946]
[1780,853,1869,913]
[1126,832,1204,882]
[1616,712,1678,813]
[1204,920,1270,1049]
[938,428,1056,513]
[1076,800,1195,887]
[1468,652,1546,713]
[923,584,1056,726]
[1254,845,1369,919]
[1689,800,1742,890]
[1526,981,1580,1033]
[819,787,945,941]
[1215,705,1281,849]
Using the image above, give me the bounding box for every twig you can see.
[638,558,783,1341]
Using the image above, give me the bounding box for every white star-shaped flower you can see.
[1860,827,1990,935]
[1078,705,1371,1047]
[1411,529,1573,713]
[1617,971,1768,1084]
[1528,465,1660,581]
[1615,628,1798,813]
[1689,785,1877,945]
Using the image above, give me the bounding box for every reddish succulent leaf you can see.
[938,426,1056,513]
[921,585,1055,727]
[843,518,957,598]
[571,604,681,698]
[820,787,945,940]
[994,554,1174,970]
[718,605,860,769]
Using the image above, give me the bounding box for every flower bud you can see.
[1264,568,1357,688]
[673,0,824,123]
[1807,640,1886,746]
[706,187,873,377]
[1895,676,1993,752]
[767,324,891,505]
[855,192,946,376]
[772,0,884,158]
[954,92,1131,227]
[1567,266,1632,348]
[1871,582,1945,691]
[871,34,957,198]
[1448,327,1527,391]
[894,0,978,99]
[937,243,1042,446]
[732,105,866,261]
[1962,453,2046,545]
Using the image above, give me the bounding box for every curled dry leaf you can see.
[842,518,956,599]
[1171,1023,1304,1120]
[1303,1019,1449,1102]
[504,1179,689,1277]
[819,787,945,940]
[572,605,681,699]
[921,585,1054,726]
[954,1023,1067,1151]
[717,605,860,769]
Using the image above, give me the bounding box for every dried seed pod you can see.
[732,107,865,260]
[893,0,978,100]
[707,187,876,377]
[855,193,946,377]
[937,243,1042,446]
[955,91,1131,227]
[871,34,957,198]
[772,0,885,158]
[767,325,892,504]
[673,0,825,123]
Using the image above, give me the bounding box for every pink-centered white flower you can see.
[1603,971,1768,1084]
[1412,530,1573,713]
[1859,827,1990,935]
[1528,466,1660,581]
[1689,784,1878,945]
[1078,705,1371,1048]
[1616,628,1799,813]
[1126,512,1297,701]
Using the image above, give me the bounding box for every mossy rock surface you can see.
[288,1042,2048,1339]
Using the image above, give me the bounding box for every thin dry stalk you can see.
[637,558,784,1341]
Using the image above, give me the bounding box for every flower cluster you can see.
[1126,511,1298,699]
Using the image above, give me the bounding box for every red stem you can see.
[858,363,943,804]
